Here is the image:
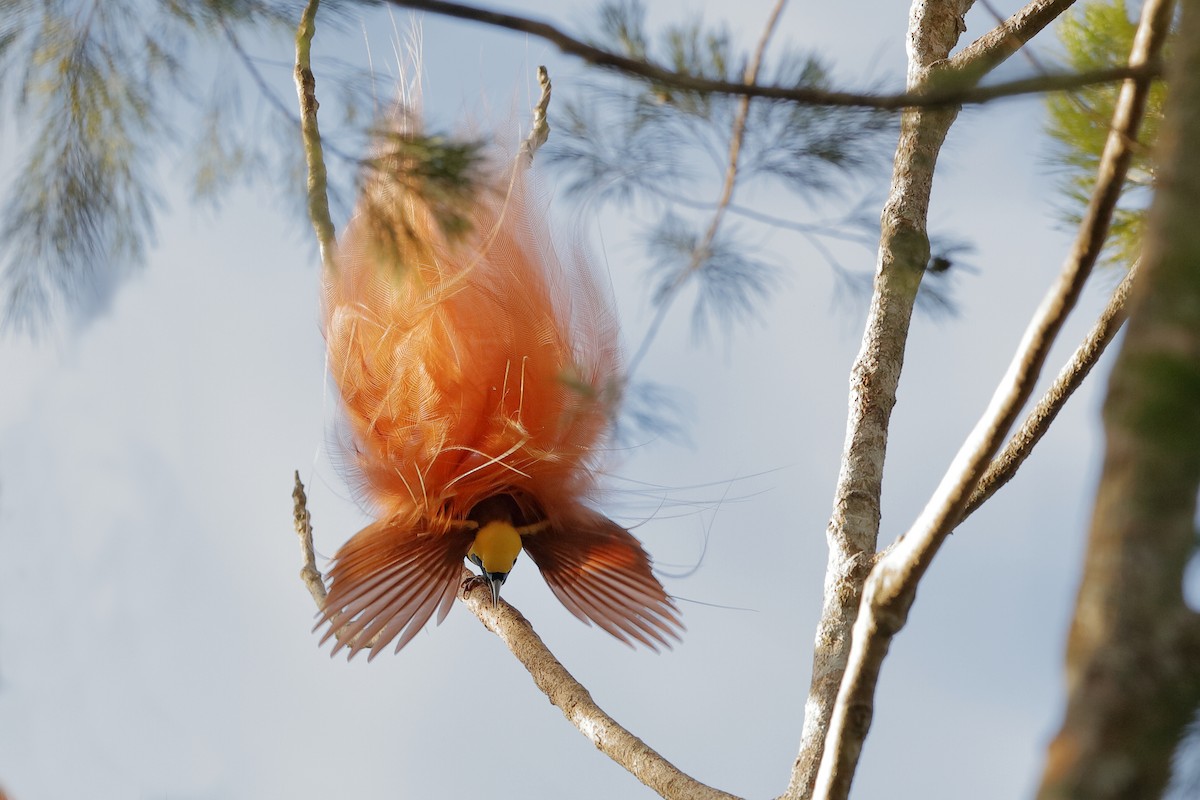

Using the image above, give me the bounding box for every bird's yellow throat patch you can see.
[469,521,523,574]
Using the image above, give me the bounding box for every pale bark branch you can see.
[963,263,1138,519]
[294,0,337,272]
[1038,0,1200,793]
[458,573,741,800]
[379,0,1157,110]
[292,471,327,608]
[786,3,977,798]
[812,2,1174,798]
[518,65,553,166]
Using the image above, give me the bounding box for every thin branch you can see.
[518,65,553,165]
[292,472,327,607]
[458,572,741,800]
[812,2,1175,797]
[962,262,1138,519]
[380,0,1160,109]
[626,0,788,378]
[938,61,1160,102]
[294,0,337,272]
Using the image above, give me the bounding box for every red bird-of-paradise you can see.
[317,112,682,660]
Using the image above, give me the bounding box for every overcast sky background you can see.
[2,1,1192,798]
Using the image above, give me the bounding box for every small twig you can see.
[294,0,338,272]
[962,262,1139,519]
[380,0,1160,109]
[458,570,741,800]
[625,0,787,379]
[518,66,553,165]
[812,2,1174,797]
[291,475,388,653]
[292,471,327,608]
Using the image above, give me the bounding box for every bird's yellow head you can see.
[467,520,523,607]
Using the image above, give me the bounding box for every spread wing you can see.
[318,518,475,660]
[521,508,683,650]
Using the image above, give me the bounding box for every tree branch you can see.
[786,3,977,798]
[518,65,553,165]
[379,0,1158,110]
[963,262,1138,519]
[458,574,741,800]
[294,0,337,272]
[292,471,327,608]
[812,1,1175,798]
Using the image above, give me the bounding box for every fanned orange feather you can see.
[319,118,682,659]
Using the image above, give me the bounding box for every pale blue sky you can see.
[0,1,1161,798]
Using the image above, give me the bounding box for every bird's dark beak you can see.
[483,571,507,607]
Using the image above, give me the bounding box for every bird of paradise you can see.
[317,110,682,660]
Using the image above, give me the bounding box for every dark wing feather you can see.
[521,508,683,650]
[318,518,474,660]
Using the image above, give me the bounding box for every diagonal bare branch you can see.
[292,471,327,608]
[458,574,741,800]
[963,262,1138,520]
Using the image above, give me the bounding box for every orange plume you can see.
[318,116,682,659]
